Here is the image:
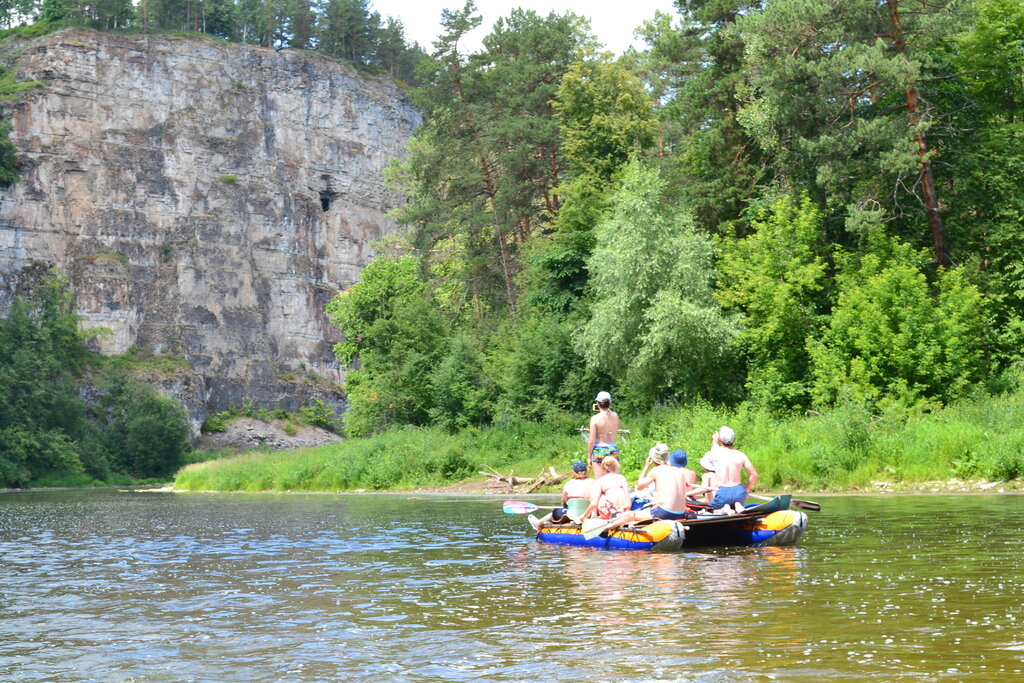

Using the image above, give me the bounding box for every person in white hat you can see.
[587,391,620,479]
[705,426,758,514]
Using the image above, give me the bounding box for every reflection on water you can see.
[1,491,1023,680]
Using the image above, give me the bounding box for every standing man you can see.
[587,391,620,479]
[707,426,758,514]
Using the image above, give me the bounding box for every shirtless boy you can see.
[587,391,620,479]
[668,448,698,491]
[604,444,710,531]
[706,426,758,514]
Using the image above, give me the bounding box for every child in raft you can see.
[529,460,594,530]
[699,451,718,507]
[580,455,631,522]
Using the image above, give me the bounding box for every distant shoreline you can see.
[5,478,1022,496]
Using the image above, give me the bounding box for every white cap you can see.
[718,426,735,445]
[595,391,612,403]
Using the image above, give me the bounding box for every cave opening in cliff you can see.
[320,192,332,211]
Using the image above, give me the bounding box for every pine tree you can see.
[734,0,964,263]
[320,0,377,63]
[389,2,592,318]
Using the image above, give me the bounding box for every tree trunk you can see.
[886,0,952,267]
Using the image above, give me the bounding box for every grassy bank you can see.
[173,388,1024,493]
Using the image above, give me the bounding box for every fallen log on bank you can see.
[479,465,568,493]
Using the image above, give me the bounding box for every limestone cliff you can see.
[0,30,419,426]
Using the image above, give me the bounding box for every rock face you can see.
[0,30,419,421]
[196,417,342,453]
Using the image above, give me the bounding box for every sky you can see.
[370,0,681,56]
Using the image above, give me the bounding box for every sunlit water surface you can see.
[1,490,1023,681]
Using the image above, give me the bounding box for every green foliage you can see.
[174,386,1024,493]
[0,68,45,102]
[528,57,657,315]
[320,0,379,63]
[202,410,231,432]
[389,4,592,314]
[0,271,196,486]
[326,254,425,366]
[936,0,1024,371]
[525,175,607,315]
[952,0,1024,121]
[300,398,341,433]
[337,293,449,437]
[638,3,766,233]
[484,313,592,421]
[578,160,737,404]
[428,333,490,432]
[809,238,987,410]
[555,57,658,181]
[734,0,961,240]
[103,381,191,478]
[0,275,94,483]
[717,193,828,411]
[321,1,1024,470]
[326,254,450,436]
[0,20,61,39]
[0,426,82,486]
[40,0,134,30]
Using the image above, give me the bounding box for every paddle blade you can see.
[502,501,540,514]
[582,517,610,540]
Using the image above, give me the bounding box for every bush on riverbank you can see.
[173,386,1024,493]
[174,415,584,492]
[0,272,195,487]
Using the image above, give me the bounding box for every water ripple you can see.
[3,491,1024,680]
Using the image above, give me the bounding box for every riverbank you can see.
[393,470,1024,497]
[171,388,1024,495]
[8,473,1021,497]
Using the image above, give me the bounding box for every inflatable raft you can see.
[532,495,807,551]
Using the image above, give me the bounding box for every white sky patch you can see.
[371,0,680,55]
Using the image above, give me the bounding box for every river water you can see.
[1,490,1022,681]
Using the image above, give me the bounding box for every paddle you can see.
[502,500,557,514]
[747,493,821,512]
[581,504,652,540]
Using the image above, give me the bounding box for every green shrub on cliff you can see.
[0,273,95,485]
[0,118,19,185]
[0,272,194,486]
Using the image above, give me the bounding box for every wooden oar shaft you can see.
[582,503,652,540]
